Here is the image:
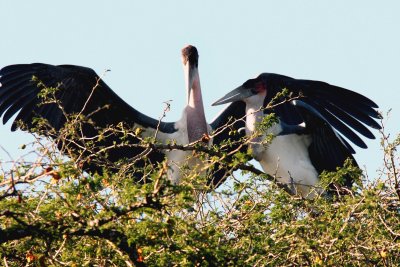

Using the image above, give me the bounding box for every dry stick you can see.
[105,240,134,267]
[380,118,400,200]
[75,69,110,122]
[154,100,172,140]
[34,188,49,213]
[3,257,9,267]
[378,213,400,238]
[53,235,68,259]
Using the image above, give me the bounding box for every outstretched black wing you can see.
[261,73,381,149]
[290,100,357,188]
[0,63,176,177]
[208,101,249,187]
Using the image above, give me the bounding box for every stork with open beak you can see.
[0,45,246,186]
[213,73,381,197]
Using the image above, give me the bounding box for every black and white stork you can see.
[213,73,381,197]
[0,45,246,186]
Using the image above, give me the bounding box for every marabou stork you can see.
[213,73,381,197]
[0,45,246,186]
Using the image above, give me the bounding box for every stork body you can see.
[243,93,319,195]
[213,73,381,197]
[0,46,245,186]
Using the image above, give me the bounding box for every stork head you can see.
[212,74,267,106]
[181,45,199,103]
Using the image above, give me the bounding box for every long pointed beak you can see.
[212,85,254,106]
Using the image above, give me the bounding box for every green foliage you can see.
[1,100,399,266]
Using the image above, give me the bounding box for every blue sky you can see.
[0,1,399,177]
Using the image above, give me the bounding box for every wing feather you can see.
[0,63,176,177]
[209,101,249,187]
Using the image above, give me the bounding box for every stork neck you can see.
[244,93,266,136]
[245,106,263,135]
[187,72,204,109]
[186,73,208,143]
[245,93,282,140]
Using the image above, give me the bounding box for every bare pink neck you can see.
[186,73,208,143]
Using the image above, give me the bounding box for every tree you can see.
[1,89,399,266]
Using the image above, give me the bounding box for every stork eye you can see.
[251,88,259,94]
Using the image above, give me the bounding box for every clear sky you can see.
[0,1,399,178]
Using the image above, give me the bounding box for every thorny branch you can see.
[2,83,381,265]
[379,112,400,199]
[1,89,307,202]
[0,193,157,267]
